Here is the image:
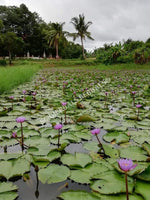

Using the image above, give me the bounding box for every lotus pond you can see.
[0,66,150,200]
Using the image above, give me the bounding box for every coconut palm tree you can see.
[45,22,68,58]
[71,14,94,59]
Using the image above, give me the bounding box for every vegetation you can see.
[0,63,42,94]
[71,14,94,59]
[95,39,150,65]
[45,22,69,58]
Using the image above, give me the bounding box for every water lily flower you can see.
[54,124,63,147]
[136,104,142,108]
[61,102,67,106]
[32,92,36,96]
[9,96,14,99]
[117,158,137,172]
[54,124,63,130]
[22,90,27,94]
[91,128,100,135]
[117,158,137,200]
[16,116,26,123]
[12,132,17,138]
[16,116,26,152]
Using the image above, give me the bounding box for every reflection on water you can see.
[15,166,90,200]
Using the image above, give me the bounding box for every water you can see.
[15,166,90,200]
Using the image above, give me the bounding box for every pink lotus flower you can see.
[32,92,36,96]
[136,104,142,108]
[61,102,67,106]
[54,124,63,130]
[16,116,26,123]
[132,91,136,95]
[91,128,100,135]
[22,90,27,94]
[117,158,137,172]
[12,132,17,138]
[9,96,14,100]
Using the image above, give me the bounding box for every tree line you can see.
[94,38,150,65]
[0,4,93,64]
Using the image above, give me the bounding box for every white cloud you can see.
[2,0,150,50]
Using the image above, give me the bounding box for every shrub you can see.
[0,59,6,66]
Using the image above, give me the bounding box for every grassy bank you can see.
[0,63,42,94]
[43,59,150,71]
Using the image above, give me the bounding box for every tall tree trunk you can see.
[9,50,12,65]
[55,40,59,59]
[81,37,85,59]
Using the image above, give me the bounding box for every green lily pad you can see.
[59,190,100,200]
[0,158,30,180]
[142,143,150,155]
[70,162,110,184]
[103,131,129,144]
[61,153,92,168]
[93,193,144,200]
[0,182,18,200]
[83,142,100,152]
[135,180,150,200]
[102,144,119,158]
[38,164,70,184]
[91,170,134,194]
[119,146,148,161]
[136,165,150,181]
[77,115,95,122]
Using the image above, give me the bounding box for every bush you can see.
[0,59,6,66]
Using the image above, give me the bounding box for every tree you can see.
[45,22,68,58]
[3,32,24,65]
[0,4,45,56]
[71,14,94,59]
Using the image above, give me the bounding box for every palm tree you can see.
[45,22,68,58]
[71,14,94,59]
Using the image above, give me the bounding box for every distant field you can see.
[0,62,42,94]
[0,58,150,94]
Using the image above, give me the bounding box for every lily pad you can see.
[61,153,92,168]
[119,146,148,161]
[38,164,70,184]
[103,131,129,144]
[91,170,134,194]
[0,158,30,180]
[135,180,150,200]
[0,182,18,200]
[59,191,100,200]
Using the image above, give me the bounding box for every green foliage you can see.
[96,38,150,65]
[0,63,42,94]
[0,59,6,66]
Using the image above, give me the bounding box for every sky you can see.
[0,0,150,51]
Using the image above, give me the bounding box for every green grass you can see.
[43,59,150,71]
[0,63,42,94]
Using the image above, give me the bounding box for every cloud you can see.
[3,0,150,50]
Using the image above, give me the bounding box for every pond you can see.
[0,68,150,200]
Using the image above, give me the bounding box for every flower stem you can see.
[96,134,101,146]
[125,172,129,200]
[21,123,24,152]
[137,108,139,120]
[64,109,67,124]
[58,130,60,147]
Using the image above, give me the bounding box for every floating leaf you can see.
[103,131,129,144]
[59,190,99,200]
[38,164,70,184]
[119,146,148,161]
[0,182,18,200]
[91,170,134,194]
[61,153,92,168]
[135,180,150,200]
[0,158,30,180]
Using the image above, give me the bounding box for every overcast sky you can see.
[0,0,150,51]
